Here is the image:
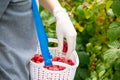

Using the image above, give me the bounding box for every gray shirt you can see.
[0,0,38,80]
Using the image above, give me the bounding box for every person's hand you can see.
[53,7,77,58]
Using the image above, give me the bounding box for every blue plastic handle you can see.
[32,0,52,66]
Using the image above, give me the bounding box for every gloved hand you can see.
[53,7,77,58]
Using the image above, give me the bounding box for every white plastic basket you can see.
[30,38,79,80]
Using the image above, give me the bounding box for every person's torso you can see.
[0,0,38,51]
[0,0,38,80]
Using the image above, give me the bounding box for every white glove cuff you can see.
[53,7,67,17]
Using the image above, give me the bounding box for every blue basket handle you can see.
[32,0,52,66]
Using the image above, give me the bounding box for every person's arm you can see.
[39,0,61,13]
[39,0,77,58]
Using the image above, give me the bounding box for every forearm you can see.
[39,0,62,13]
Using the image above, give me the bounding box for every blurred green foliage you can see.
[39,0,120,80]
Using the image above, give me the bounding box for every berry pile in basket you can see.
[31,54,75,71]
[31,54,44,63]
[52,56,74,66]
[31,54,74,66]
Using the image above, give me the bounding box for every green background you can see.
[39,0,120,80]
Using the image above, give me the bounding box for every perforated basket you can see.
[30,38,79,80]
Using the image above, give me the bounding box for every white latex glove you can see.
[53,7,77,58]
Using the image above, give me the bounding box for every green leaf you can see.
[74,67,90,80]
[107,22,120,41]
[103,49,119,68]
[112,0,120,16]
[93,45,102,53]
[70,15,77,24]
[96,63,106,78]
[47,16,55,25]
[74,68,82,80]
[75,5,86,21]
[114,59,120,71]
[90,71,97,80]
[108,40,120,49]
[40,10,49,19]
[77,51,89,67]
[116,49,120,57]
[79,68,90,79]
[84,24,95,36]
[84,9,91,19]
[106,0,113,10]
[47,32,55,38]
[113,71,120,80]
